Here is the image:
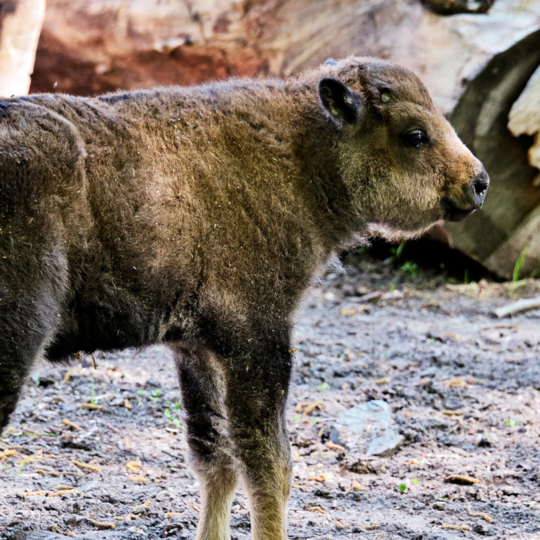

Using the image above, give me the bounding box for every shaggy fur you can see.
[0,57,488,539]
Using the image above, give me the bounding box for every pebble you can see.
[329,400,403,456]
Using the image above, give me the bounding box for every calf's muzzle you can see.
[443,167,489,222]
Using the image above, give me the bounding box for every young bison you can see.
[0,57,488,539]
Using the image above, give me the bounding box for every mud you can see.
[1,250,539,540]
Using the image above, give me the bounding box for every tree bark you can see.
[0,0,46,97]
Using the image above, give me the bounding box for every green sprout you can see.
[164,408,181,427]
[90,383,97,405]
[513,246,530,282]
[399,261,419,278]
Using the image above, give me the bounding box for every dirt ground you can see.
[1,250,540,540]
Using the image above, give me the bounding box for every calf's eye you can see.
[401,129,428,149]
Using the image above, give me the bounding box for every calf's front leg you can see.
[222,339,293,540]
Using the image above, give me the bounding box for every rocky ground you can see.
[1,247,539,540]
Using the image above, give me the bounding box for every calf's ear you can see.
[318,78,362,125]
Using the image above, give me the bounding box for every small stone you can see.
[329,400,403,456]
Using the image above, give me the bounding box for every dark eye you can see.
[401,129,429,149]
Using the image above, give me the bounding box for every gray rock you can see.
[329,400,403,456]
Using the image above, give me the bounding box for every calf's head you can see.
[317,58,489,237]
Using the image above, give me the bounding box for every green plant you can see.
[317,382,330,391]
[165,400,182,411]
[399,261,419,278]
[464,268,470,285]
[513,246,530,282]
[398,483,407,493]
[164,407,181,427]
[390,241,407,259]
[504,418,520,428]
[149,389,163,403]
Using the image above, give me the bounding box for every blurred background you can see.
[2,0,540,280]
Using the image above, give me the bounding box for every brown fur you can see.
[0,57,487,539]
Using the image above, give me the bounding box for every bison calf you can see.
[0,57,488,539]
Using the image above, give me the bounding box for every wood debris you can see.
[340,307,357,316]
[51,489,79,497]
[374,376,391,385]
[187,503,200,513]
[358,291,383,303]
[165,511,183,518]
[35,468,61,477]
[493,297,540,318]
[62,418,82,430]
[114,514,137,522]
[327,440,347,453]
[352,480,368,491]
[0,449,17,459]
[307,472,332,482]
[24,491,48,497]
[306,505,326,514]
[72,460,102,473]
[442,524,472,531]
[18,454,51,466]
[129,475,148,483]
[334,520,347,529]
[445,377,466,388]
[79,403,103,410]
[86,518,116,530]
[444,474,481,485]
[468,506,492,523]
[124,399,133,410]
[294,400,325,415]
[441,410,465,416]
[62,368,80,384]
[362,523,380,530]
[133,500,152,513]
[126,461,142,472]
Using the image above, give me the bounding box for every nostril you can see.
[472,172,489,199]
[473,179,488,196]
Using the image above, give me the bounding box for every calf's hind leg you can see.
[0,290,63,432]
[172,346,239,540]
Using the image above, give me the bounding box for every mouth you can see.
[441,197,478,222]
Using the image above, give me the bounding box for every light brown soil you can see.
[1,253,539,540]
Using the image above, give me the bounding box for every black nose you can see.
[471,170,489,206]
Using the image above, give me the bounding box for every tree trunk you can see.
[0,0,46,97]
